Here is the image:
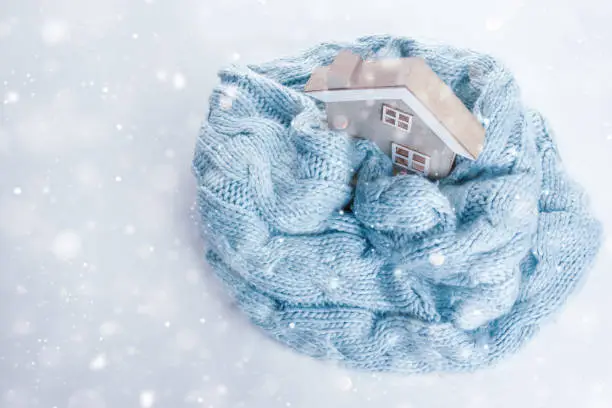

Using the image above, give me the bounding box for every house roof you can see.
[304,50,486,160]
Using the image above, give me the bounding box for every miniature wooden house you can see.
[304,50,486,179]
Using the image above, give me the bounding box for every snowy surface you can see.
[1,1,611,407]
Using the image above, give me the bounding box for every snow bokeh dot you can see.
[173,73,186,90]
[139,390,155,408]
[89,353,107,371]
[4,91,19,104]
[219,95,233,110]
[41,20,69,45]
[52,230,83,261]
[123,224,136,235]
[428,252,445,266]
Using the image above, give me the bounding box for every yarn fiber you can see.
[192,35,602,373]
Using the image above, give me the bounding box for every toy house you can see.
[304,50,486,179]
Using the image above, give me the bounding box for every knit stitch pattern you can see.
[192,35,602,373]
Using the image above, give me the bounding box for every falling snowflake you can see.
[89,353,107,371]
[458,345,473,359]
[219,86,239,109]
[387,332,400,346]
[139,390,155,408]
[224,85,238,98]
[173,73,186,90]
[4,91,19,104]
[41,20,69,45]
[428,252,445,266]
[52,230,82,261]
[13,187,22,195]
[219,96,233,110]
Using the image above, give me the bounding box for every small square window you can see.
[412,153,427,164]
[391,142,431,177]
[397,121,409,130]
[395,156,408,166]
[396,147,410,157]
[381,104,412,133]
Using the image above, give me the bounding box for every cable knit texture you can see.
[192,35,602,373]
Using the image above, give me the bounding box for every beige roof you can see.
[304,50,485,159]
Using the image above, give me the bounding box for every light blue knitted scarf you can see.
[192,35,602,373]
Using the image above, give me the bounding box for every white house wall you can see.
[326,99,456,179]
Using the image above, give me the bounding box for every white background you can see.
[1,1,611,407]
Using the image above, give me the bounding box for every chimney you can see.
[326,50,362,89]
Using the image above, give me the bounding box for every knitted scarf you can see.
[192,35,602,373]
